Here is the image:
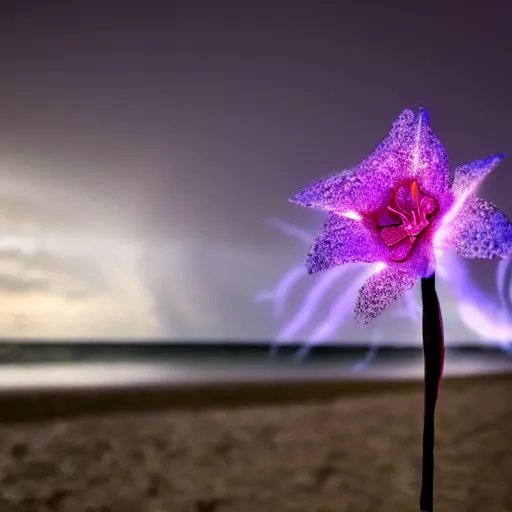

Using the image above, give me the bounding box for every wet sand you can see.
[0,375,510,512]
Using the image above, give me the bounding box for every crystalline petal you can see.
[407,108,452,211]
[445,196,512,259]
[451,154,505,197]
[306,213,386,274]
[354,266,417,324]
[290,108,452,216]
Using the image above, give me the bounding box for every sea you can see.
[0,340,510,391]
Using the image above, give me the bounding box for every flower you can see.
[289,108,512,324]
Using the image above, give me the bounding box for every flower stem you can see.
[419,273,445,512]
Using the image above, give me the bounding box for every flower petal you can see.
[451,154,505,197]
[354,266,417,324]
[445,196,512,259]
[289,108,452,216]
[306,213,386,274]
[408,108,451,211]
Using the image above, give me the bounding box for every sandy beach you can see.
[0,376,510,512]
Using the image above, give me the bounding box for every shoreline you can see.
[1,372,510,424]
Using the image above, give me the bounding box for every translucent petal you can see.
[306,213,386,274]
[451,154,505,197]
[354,266,417,324]
[445,196,512,259]
[290,108,452,216]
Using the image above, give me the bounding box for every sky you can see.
[0,2,511,343]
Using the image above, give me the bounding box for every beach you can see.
[0,375,510,512]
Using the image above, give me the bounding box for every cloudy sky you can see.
[0,2,511,343]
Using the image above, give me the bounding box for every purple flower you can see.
[290,108,512,323]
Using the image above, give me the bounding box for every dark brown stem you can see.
[419,273,445,512]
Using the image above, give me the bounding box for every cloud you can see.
[0,273,50,293]
[0,165,160,340]
[140,238,280,340]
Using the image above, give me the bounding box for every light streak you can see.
[256,218,512,361]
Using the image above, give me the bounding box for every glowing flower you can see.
[290,108,512,323]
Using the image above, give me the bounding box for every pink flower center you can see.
[378,181,438,262]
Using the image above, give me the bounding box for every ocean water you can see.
[0,341,510,391]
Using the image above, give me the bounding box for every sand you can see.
[0,377,510,512]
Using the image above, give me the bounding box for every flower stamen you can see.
[379,181,438,261]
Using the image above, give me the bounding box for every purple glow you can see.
[440,251,512,349]
[276,265,351,342]
[289,108,512,324]
[253,265,305,319]
[265,218,312,245]
[307,273,369,342]
[294,269,374,359]
[497,258,512,325]
[256,219,512,352]
[352,330,381,372]
[255,219,418,355]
